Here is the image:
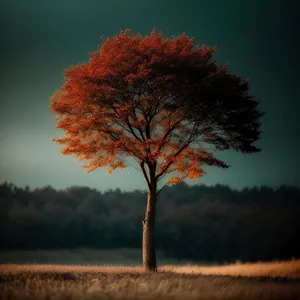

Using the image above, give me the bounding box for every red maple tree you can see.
[50,29,263,271]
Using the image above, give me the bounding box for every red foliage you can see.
[50,29,261,188]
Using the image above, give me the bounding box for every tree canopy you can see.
[50,29,262,188]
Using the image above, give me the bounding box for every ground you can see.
[0,260,299,300]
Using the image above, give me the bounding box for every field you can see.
[1,260,300,300]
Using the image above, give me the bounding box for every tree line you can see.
[1,182,299,263]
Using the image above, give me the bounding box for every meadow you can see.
[1,259,300,300]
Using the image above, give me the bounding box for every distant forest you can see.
[1,182,299,263]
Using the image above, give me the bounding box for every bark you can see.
[142,187,157,271]
[142,164,157,272]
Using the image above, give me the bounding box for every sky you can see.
[0,0,299,192]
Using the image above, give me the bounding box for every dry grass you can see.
[1,260,300,300]
[162,259,300,278]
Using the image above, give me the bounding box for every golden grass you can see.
[1,259,300,278]
[0,263,145,274]
[0,260,300,300]
[161,259,300,279]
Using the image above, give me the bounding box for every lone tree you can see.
[50,29,263,272]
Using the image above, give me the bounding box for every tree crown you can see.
[50,29,262,187]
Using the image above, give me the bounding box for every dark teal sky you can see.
[1,0,299,192]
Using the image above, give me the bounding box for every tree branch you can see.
[125,115,144,141]
[157,119,182,153]
[140,161,151,190]
[156,184,167,202]
[155,143,189,180]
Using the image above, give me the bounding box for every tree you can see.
[50,29,263,271]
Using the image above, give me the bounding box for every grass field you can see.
[1,260,300,300]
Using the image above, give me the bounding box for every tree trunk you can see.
[142,183,157,271]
